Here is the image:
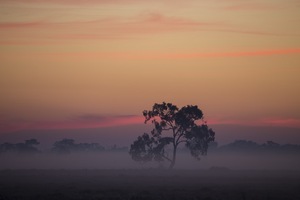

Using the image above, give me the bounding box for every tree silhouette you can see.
[129,102,215,169]
[51,138,105,154]
[0,139,40,154]
[52,138,75,154]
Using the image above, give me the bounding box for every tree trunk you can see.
[169,144,177,169]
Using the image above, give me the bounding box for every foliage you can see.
[217,140,300,154]
[129,102,215,168]
[129,133,173,163]
[52,138,105,154]
[185,125,215,160]
[0,139,40,154]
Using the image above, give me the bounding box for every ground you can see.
[0,169,299,200]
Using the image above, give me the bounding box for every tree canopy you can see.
[129,102,215,169]
[51,138,105,154]
[0,139,40,154]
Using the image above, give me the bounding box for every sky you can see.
[0,0,300,144]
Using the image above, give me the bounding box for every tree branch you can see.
[175,126,182,137]
[175,131,185,146]
[167,121,177,139]
[161,154,172,162]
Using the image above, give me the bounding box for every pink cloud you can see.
[0,13,225,44]
[0,115,144,133]
[48,48,300,60]
[0,0,192,5]
[2,48,299,61]
[0,21,47,29]
[259,118,300,128]
[1,11,298,46]
[0,40,60,45]
[1,115,300,134]
[139,12,217,27]
[205,29,299,37]
[224,4,281,11]
[149,48,300,59]
[0,0,131,5]
[208,117,300,128]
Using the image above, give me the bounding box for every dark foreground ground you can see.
[0,169,299,200]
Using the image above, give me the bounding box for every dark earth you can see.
[0,169,299,200]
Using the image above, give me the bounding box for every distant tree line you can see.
[0,138,128,155]
[1,138,300,155]
[206,140,300,154]
[51,138,105,154]
[0,139,40,154]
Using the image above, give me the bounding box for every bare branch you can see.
[166,121,176,138]
[175,130,185,145]
[175,126,182,137]
[161,154,172,162]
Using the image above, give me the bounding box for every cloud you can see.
[0,0,131,5]
[260,118,300,128]
[0,12,220,31]
[0,0,192,6]
[0,21,46,29]
[46,48,300,60]
[208,117,300,128]
[206,29,299,37]
[0,115,144,133]
[223,3,281,11]
[0,12,226,44]
[0,12,297,46]
[1,115,300,134]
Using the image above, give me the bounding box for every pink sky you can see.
[1,115,300,134]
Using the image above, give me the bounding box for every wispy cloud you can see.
[206,29,299,37]
[223,3,282,11]
[0,12,221,31]
[260,118,300,128]
[1,11,297,46]
[0,0,193,6]
[1,115,300,134]
[45,48,300,60]
[0,12,226,44]
[208,117,300,128]
[0,0,132,5]
[0,21,47,28]
[0,115,144,133]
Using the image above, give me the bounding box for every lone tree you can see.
[129,102,215,169]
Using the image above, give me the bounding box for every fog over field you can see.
[1,151,300,171]
[1,146,300,199]
[1,124,300,149]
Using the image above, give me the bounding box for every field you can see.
[0,169,299,200]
